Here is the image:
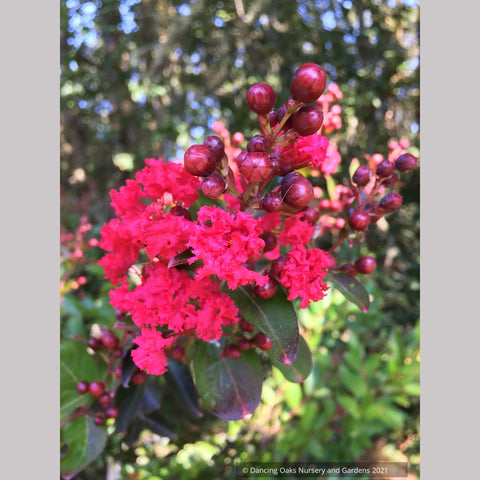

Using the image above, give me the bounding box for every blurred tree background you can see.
[60,0,419,478]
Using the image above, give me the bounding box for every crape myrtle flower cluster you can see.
[98,62,418,376]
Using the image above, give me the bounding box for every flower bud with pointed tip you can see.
[352,165,371,186]
[203,135,225,163]
[354,256,377,274]
[184,144,216,177]
[379,192,403,212]
[201,173,227,199]
[246,82,276,114]
[290,63,327,103]
[348,210,370,231]
[281,171,313,210]
[292,104,324,136]
[395,153,418,172]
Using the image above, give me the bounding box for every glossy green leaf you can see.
[60,339,108,421]
[325,174,336,201]
[325,271,370,313]
[192,341,263,420]
[228,286,299,365]
[270,335,312,383]
[60,416,107,479]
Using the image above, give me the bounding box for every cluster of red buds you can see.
[94,62,418,377]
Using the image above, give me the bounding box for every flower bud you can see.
[290,63,327,103]
[239,152,276,182]
[260,191,283,212]
[301,206,320,224]
[170,205,192,221]
[203,135,225,163]
[201,173,227,199]
[276,103,294,130]
[348,210,370,231]
[352,165,371,186]
[252,277,277,300]
[281,171,314,210]
[247,135,269,153]
[232,132,245,145]
[292,104,324,136]
[376,160,394,178]
[260,231,278,252]
[379,192,403,212]
[354,256,377,274]
[395,153,418,172]
[246,82,276,114]
[270,255,289,285]
[381,172,399,187]
[184,144,216,177]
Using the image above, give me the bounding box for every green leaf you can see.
[60,416,107,479]
[114,378,151,433]
[227,287,299,365]
[270,335,312,383]
[192,341,263,420]
[340,365,368,398]
[325,271,370,313]
[60,339,108,421]
[349,157,361,180]
[325,174,336,201]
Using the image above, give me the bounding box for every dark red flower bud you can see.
[100,330,119,349]
[252,332,273,351]
[76,381,90,394]
[260,191,283,212]
[94,415,105,426]
[237,338,252,351]
[239,317,255,332]
[99,393,112,405]
[395,153,418,172]
[379,192,403,212]
[292,104,324,136]
[247,134,269,153]
[170,344,186,362]
[290,63,327,103]
[352,165,372,186]
[201,173,227,199]
[89,381,105,397]
[184,144,216,177]
[170,205,192,221]
[376,160,395,178]
[246,82,276,114]
[276,103,294,130]
[260,231,278,252]
[354,256,377,274]
[131,370,147,385]
[268,110,277,127]
[381,172,399,187]
[87,337,102,350]
[270,254,289,284]
[239,152,276,182]
[348,210,371,231]
[252,277,277,300]
[281,171,313,210]
[301,206,320,224]
[105,406,119,419]
[203,135,225,163]
[224,343,242,360]
[339,263,358,276]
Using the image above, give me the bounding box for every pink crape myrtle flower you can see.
[279,246,333,308]
[187,206,269,290]
[278,214,315,247]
